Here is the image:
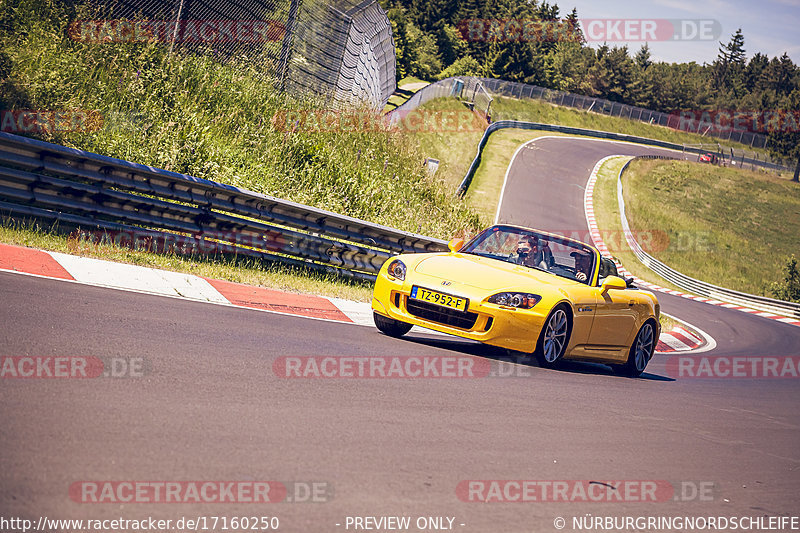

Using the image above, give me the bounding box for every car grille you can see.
[406,298,479,330]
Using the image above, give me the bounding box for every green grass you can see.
[659,313,679,333]
[622,159,800,296]
[0,0,481,242]
[0,218,375,301]
[591,156,684,293]
[412,98,486,193]
[492,97,786,174]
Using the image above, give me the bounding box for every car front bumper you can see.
[372,271,550,353]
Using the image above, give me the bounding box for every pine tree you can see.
[634,43,652,70]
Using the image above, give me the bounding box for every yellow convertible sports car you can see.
[372,225,661,377]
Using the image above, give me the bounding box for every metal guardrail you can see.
[0,131,447,281]
[616,157,800,319]
[455,119,697,197]
[455,119,792,198]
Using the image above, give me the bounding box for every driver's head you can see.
[517,236,538,253]
[516,236,537,255]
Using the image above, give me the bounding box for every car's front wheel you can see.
[614,320,656,377]
[373,312,413,337]
[534,306,571,368]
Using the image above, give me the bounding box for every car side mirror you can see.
[448,238,464,252]
[601,275,627,293]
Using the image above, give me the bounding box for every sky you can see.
[561,0,800,65]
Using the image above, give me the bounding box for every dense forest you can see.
[379,0,800,164]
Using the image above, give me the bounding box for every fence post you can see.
[277,0,301,92]
[168,0,185,56]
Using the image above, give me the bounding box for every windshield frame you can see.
[460,225,598,285]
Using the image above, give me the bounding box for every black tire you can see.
[373,312,412,337]
[614,320,656,378]
[534,305,571,368]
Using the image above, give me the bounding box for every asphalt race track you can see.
[1,136,799,532]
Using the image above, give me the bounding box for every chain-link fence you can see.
[287,0,395,109]
[477,77,792,169]
[389,77,492,119]
[73,0,395,109]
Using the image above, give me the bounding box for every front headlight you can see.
[487,292,541,309]
[387,259,406,280]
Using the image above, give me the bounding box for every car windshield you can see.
[460,226,596,284]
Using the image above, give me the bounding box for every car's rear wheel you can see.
[373,312,413,337]
[614,320,655,377]
[534,306,571,368]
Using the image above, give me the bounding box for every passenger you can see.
[570,250,592,282]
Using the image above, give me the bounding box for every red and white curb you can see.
[656,321,714,353]
[583,155,800,340]
[0,242,446,335]
[3,241,713,351]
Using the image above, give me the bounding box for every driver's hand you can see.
[576,272,587,282]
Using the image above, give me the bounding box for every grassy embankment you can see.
[615,158,800,297]
[592,156,800,298]
[0,0,481,301]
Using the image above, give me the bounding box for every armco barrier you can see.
[616,157,800,319]
[0,131,447,281]
[455,120,692,196]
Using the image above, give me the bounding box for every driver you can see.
[570,250,592,282]
[515,236,549,270]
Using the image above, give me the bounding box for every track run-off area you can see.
[1,136,798,532]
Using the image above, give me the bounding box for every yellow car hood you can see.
[413,253,571,291]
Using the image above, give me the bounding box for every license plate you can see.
[410,286,468,311]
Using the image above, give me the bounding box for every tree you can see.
[712,28,747,99]
[770,255,800,302]
[763,52,798,97]
[744,52,769,92]
[436,55,481,79]
[564,7,584,46]
[635,43,652,70]
[720,28,746,64]
[548,40,595,93]
[766,89,800,181]
[437,23,468,67]
[386,7,442,80]
[588,45,637,102]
